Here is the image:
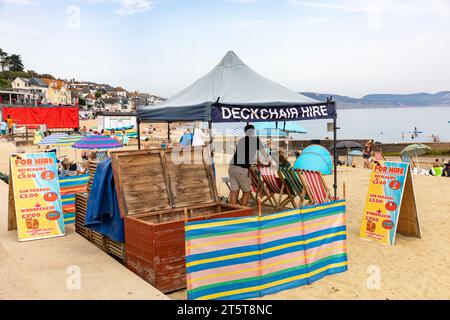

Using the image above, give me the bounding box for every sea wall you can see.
[280,140,450,154]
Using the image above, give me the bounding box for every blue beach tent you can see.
[293,145,333,175]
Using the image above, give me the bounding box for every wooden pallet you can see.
[75,192,126,261]
[87,160,99,193]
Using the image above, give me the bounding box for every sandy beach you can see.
[1,116,449,300]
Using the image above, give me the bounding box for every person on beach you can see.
[442,161,450,177]
[0,120,7,140]
[6,115,14,141]
[143,137,151,150]
[432,159,442,167]
[228,124,272,207]
[363,140,373,168]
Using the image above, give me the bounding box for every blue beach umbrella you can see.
[72,135,123,150]
[253,121,307,134]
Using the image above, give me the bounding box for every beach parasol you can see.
[228,126,288,137]
[253,121,307,134]
[400,144,431,156]
[52,134,84,146]
[346,149,363,166]
[253,121,306,153]
[334,141,363,149]
[347,150,364,156]
[37,133,68,146]
[72,135,123,150]
[400,144,431,169]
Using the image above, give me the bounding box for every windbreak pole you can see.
[333,102,338,199]
[137,119,141,150]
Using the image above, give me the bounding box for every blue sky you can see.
[0,0,449,98]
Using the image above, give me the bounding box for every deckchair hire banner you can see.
[185,200,347,300]
[359,161,421,245]
[9,153,65,242]
[211,102,336,123]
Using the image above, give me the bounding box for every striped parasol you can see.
[53,134,84,146]
[72,135,123,150]
[38,133,68,146]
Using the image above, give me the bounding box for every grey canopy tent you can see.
[137,51,339,197]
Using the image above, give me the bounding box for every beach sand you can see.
[1,130,449,300]
[170,161,450,300]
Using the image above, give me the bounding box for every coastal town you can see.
[0,49,166,114]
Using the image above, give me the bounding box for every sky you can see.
[0,0,449,98]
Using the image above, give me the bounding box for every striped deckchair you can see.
[249,166,276,208]
[278,164,310,206]
[257,165,297,211]
[374,151,385,161]
[295,169,332,205]
[59,174,90,224]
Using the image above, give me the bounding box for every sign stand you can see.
[396,169,421,238]
[359,161,421,245]
[9,153,65,241]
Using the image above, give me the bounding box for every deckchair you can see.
[278,164,310,206]
[373,151,385,161]
[295,169,332,205]
[256,164,297,211]
[249,166,277,208]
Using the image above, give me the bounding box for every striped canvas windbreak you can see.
[185,200,347,300]
[59,174,90,224]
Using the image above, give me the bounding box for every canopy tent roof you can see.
[138,51,323,122]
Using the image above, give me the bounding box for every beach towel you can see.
[186,200,348,300]
[85,158,124,242]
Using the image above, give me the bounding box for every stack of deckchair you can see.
[255,164,297,211]
[295,169,333,205]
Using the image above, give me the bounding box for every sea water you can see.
[213,106,450,143]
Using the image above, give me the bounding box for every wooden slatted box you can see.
[110,147,254,293]
[75,168,126,261]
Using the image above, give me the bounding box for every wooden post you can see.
[184,208,188,222]
[343,182,346,199]
[137,119,141,150]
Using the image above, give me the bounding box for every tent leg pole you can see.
[333,110,338,199]
[167,122,171,141]
[209,121,214,159]
[137,119,141,150]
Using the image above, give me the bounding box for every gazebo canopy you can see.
[138,51,334,123]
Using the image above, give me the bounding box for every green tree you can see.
[0,48,8,72]
[95,91,102,99]
[8,54,24,72]
[39,73,55,79]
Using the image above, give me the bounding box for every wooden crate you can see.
[75,192,126,261]
[111,148,254,293]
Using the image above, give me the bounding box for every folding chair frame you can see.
[295,169,332,205]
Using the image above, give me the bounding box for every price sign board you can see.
[10,153,65,241]
[359,161,421,245]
